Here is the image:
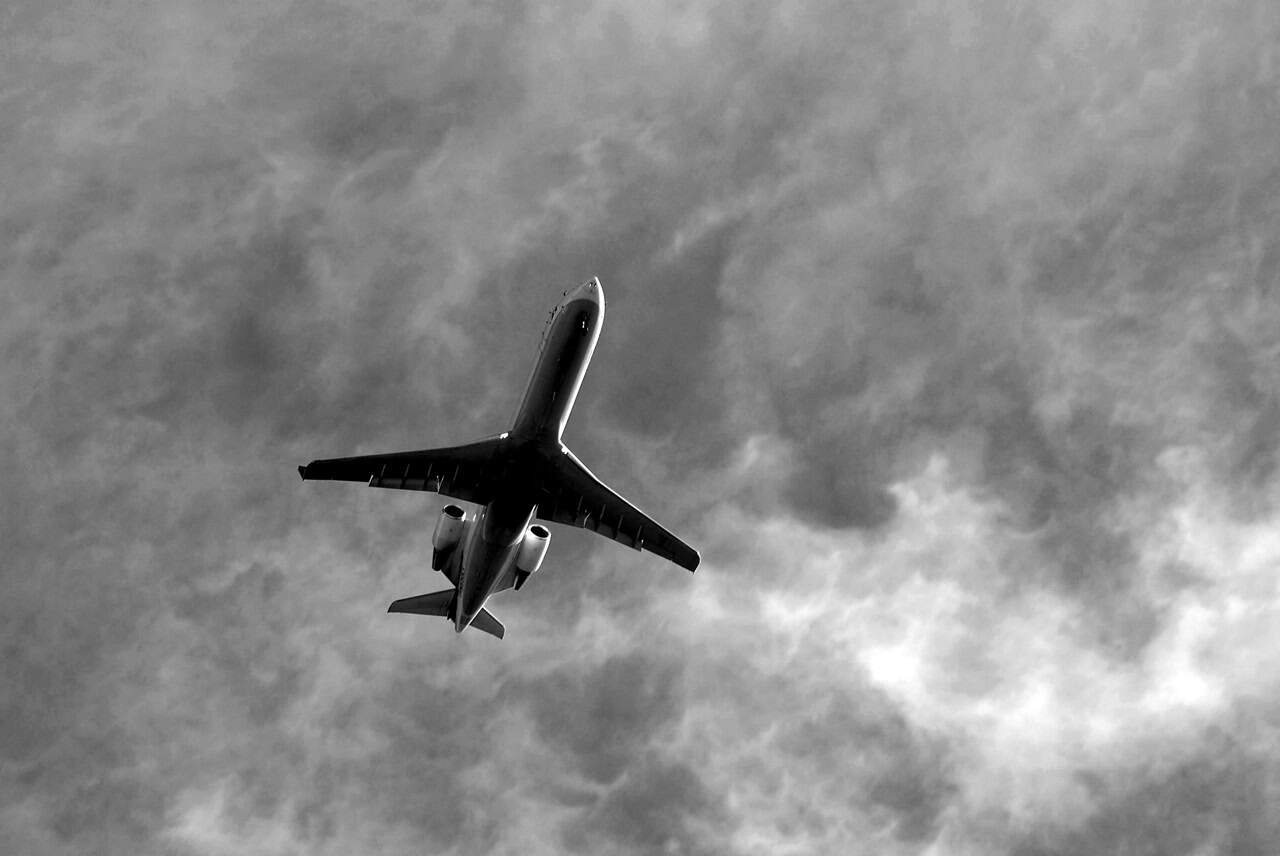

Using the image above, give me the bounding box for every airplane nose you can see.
[568,277,603,305]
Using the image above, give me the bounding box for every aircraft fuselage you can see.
[449,278,603,631]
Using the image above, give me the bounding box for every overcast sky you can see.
[4,1,1280,853]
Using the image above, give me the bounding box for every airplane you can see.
[297,277,700,639]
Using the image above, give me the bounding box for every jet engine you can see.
[513,524,550,590]
[431,504,467,571]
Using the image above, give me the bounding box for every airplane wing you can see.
[298,437,504,506]
[535,445,700,572]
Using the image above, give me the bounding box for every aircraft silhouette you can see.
[299,278,699,638]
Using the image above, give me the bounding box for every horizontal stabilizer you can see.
[388,589,454,617]
[469,608,505,639]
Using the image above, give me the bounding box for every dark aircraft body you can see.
[298,278,699,639]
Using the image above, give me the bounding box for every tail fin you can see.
[469,608,505,640]
[388,589,455,617]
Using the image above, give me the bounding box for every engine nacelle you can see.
[515,524,550,578]
[432,504,467,552]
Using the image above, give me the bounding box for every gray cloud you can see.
[4,0,1280,854]
[562,755,729,855]
[518,651,684,784]
[774,688,956,844]
[1005,725,1280,856]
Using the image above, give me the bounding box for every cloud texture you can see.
[4,0,1280,853]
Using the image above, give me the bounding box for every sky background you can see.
[4,1,1280,853]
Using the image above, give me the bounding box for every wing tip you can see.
[297,464,308,480]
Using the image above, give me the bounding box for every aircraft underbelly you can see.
[457,540,510,623]
[511,296,599,439]
[456,499,534,626]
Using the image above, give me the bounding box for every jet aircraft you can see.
[298,278,700,639]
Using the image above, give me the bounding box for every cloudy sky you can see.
[4,0,1280,853]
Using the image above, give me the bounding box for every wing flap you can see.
[535,445,700,572]
[299,437,504,505]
